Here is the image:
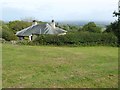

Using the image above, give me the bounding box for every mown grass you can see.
[2,44,118,88]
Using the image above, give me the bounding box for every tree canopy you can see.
[105,20,120,43]
[1,24,17,41]
[82,22,102,33]
[7,20,32,33]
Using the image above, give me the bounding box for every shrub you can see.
[105,21,120,44]
[32,32,118,46]
[16,40,36,46]
[82,22,102,33]
[1,25,17,41]
[7,20,32,33]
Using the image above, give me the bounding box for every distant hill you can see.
[57,21,111,28]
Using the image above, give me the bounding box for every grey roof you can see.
[16,23,67,36]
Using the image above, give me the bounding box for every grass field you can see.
[2,44,118,88]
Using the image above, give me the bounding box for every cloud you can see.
[2,0,117,10]
[1,0,118,21]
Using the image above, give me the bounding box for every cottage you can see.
[16,20,67,41]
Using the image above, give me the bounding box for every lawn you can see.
[2,44,118,88]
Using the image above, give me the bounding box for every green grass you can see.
[2,44,118,88]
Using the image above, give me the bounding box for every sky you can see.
[1,0,119,22]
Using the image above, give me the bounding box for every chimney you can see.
[32,20,37,26]
[51,20,55,29]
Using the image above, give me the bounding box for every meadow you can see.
[2,44,118,88]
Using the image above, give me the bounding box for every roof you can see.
[16,23,67,36]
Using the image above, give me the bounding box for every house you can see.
[16,20,67,41]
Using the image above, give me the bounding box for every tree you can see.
[0,20,4,25]
[1,24,17,41]
[7,20,32,33]
[78,27,82,32]
[105,20,120,44]
[82,22,102,33]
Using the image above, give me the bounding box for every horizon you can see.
[1,0,118,22]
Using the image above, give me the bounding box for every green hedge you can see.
[32,32,118,46]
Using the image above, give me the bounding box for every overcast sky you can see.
[1,0,118,22]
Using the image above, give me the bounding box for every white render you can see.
[32,21,38,26]
[50,21,56,29]
[29,35,32,41]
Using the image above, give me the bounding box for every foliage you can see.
[33,32,118,46]
[7,20,32,33]
[1,25,17,41]
[105,20,120,44]
[0,20,118,46]
[78,27,82,31]
[0,20,4,25]
[62,25,69,31]
[16,40,34,45]
[69,25,80,31]
[56,24,80,32]
[82,22,102,33]
[7,20,47,33]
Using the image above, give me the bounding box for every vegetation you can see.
[2,44,118,88]
[105,20,120,44]
[32,32,118,46]
[0,24,17,41]
[57,22,102,33]
[82,22,102,33]
[0,20,119,46]
[7,20,32,33]
[7,20,47,33]
[1,8,119,88]
[0,20,47,41]
[56,24,79,32]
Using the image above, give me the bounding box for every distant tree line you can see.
[56,22,102,33]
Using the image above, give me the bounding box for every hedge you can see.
[32,32,118,46]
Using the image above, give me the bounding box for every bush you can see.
[1,25,17,41]
[7,20,32,33]
[32,32,118,46]
[16,40,33,45]
[105,21,120,44]
[82,22,102,33]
